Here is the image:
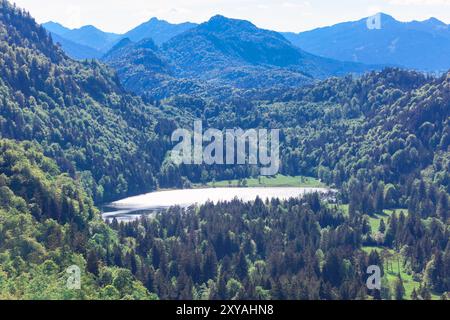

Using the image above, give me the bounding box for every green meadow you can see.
[199,174,326,188]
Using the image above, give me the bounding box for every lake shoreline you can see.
[103,186,333,222]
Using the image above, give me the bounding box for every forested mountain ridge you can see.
[102,37,177,98]
[162,15,370,78]
[103,15,379,100]
[270,69,450,215]
[0,1,160,299]
[0,1,172,203]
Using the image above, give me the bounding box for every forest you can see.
[0,1,448,300]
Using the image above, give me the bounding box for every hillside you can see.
[283,13,450,72]
[102,37,176,96]
[0,137,160,299]
[0,2,172,203]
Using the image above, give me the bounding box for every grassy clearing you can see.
[364,248,440,300]
[362,209,405,232]
[198,175,326,188]
[339,204,349,217]
[367,209,398,232]
[363,209,440,300]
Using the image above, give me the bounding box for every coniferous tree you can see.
[394,276,405,300]
[87,250,100,277]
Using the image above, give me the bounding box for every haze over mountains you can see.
[43,21,121,57]
[43,18,198,59]
[44,13,450,74]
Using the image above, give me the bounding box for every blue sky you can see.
[12,0,450,33]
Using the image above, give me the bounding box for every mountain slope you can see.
[163,15,373,80]
[124,17,197,45]
[43,21,120,59]
[283,13,450,72]
[102,37,175,95]
[0,2,171,202]
[0,0,159,300]
[0,138,156,300]
[51,32,103,59]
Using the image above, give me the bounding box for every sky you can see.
[11,0,450,33]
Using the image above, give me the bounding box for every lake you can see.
[102,187,331,222]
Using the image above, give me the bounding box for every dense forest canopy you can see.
[0,0,448,300]
[0,139,154,299]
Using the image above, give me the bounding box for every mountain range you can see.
[43,18,198,59]
[45,13,450,73]
[283,13,450,72]
[44,21,121,56]
[102,15,374,99]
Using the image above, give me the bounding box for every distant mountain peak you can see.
[208,14,227,21]
[143,17,166,25]
[124,17,197,45]
[422,17,447,26]
[42,21,71,36]
[77,25,103,32]
[43,21,66,28]
[204,14,255,27]
[202,15,256,31]
[377,12,396,21]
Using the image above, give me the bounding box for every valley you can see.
[0,0,448,301]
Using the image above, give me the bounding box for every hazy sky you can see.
[12,0,450,33]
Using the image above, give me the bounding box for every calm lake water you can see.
[102,187,330,222]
